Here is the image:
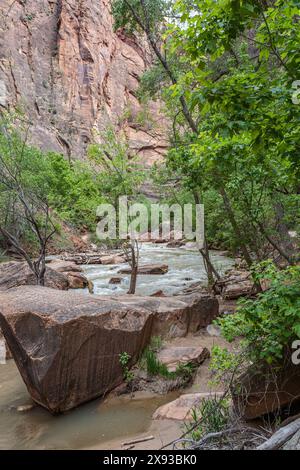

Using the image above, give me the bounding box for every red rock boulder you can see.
[0,286,153,413]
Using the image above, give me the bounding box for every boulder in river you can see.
[100,254,126,265]
[0,286,153,413]
[66,272,91,290]
[119,264,169,275]
[46,260,82,273]
[109,277,123,285]
[61,252,126,265]
[47,260,92,291]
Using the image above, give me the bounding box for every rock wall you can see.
[0,0,168,166]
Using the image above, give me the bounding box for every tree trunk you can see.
[220,187,253,268]
[127,241,138,295]
[257,417,300,450]
[193,191,219,285]
[128,265,138,295]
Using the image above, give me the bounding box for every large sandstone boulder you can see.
[0,261,69,291]
[107,292,219,338]
[0,286,153,413]
[233,361,300,420]
[46,260,83,273]
[47,260,92,290]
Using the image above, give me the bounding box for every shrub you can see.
[184,397,230,443]
[214,262,300,370]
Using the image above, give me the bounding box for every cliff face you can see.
[0,0,168,166]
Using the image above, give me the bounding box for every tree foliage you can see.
[113,0,300,263]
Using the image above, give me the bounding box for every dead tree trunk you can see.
[193,192,220,286]
[124,240,139,295]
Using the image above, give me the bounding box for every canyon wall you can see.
[0,0,168,166]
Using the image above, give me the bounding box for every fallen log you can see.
[256,417,300,450]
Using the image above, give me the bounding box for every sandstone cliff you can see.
[0,0,168,165]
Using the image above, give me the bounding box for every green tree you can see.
[0,112,56,284]
[113,0,300,269]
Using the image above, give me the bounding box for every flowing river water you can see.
[0,244,233,450]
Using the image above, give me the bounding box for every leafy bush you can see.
[119,352,134,383]
[215,262,300,367]
[184,397,230,443]
[46,152,104,229]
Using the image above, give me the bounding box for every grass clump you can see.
[140,336,196,380]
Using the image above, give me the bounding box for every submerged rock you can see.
[0,286,153,413]
[109,277,123,285]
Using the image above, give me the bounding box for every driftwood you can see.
[61,252,125,265]
[122,435,154,446]
[61,253,106,265]
[257,417,300,450]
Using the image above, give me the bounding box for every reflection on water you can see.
[82,243,233,296]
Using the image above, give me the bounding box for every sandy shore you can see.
[85,419,182,450]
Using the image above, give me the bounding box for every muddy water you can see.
[0,244,233,449]
[0,361,180,450]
